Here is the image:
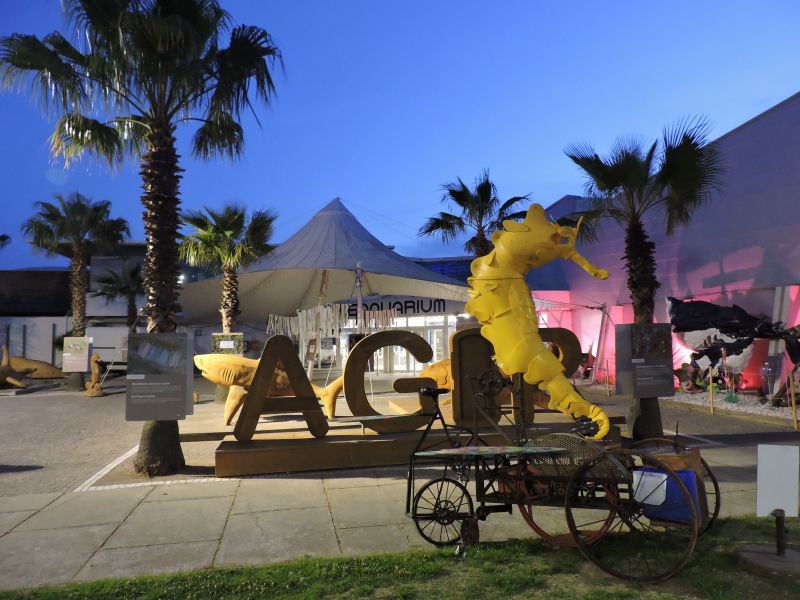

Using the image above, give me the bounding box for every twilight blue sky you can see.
[1,0,799,269]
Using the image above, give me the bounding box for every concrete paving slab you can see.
[0,511,35,536]
[478,511,537,543]
[327,485,405,529]
[720,490,756,518]
[17,488,151,531]
[336,524,416,556]
[105,496,232,548]
[215,507,340,566]
[231,478,327,514]
[323,468,407,490]
[0,493,60,513]
[0,524,115,591]
[144,480,239,502]
[75,540,218,581]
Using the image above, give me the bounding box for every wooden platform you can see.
[217,421,495,476]
[215,416,623,477]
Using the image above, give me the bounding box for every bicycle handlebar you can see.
[419,387,450,397]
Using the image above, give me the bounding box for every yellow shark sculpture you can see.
[194,353,344,424]
[0,345,33,388]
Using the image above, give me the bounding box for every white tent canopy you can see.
[180,198,469,323]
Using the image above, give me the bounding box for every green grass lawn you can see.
[2,517,796,600]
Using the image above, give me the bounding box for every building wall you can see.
[0,316,71,365]
[546,92,800,386]
[561,92,800,306]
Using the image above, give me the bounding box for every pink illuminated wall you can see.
[541,91,800,389]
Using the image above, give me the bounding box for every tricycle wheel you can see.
[412,478,474,546]
[516,464,616,547]
[630,437,720,536]
[565,449,699,582]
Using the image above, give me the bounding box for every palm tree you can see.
[0,0,281,475]
[180,204,276,333]
[565,118,723,438]
[418,170,529,257]
[0,235,9,249]
[22,193,129,389]
[92,262,143,328]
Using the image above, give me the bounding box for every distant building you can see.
[0,269,70,363]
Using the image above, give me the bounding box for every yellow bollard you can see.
[789,374,798,431]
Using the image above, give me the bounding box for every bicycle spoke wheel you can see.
[565,449,699,582]
[412,478,474,546]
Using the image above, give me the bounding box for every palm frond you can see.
[191,111,243,159]
[179,235,220,268]
[181,208,213,231]
[441,178,474,211]
[241,209,277,263]
[92,262,143,299]
[50,112,123,167]
[657,117,724,234]
[557,207,604,243]
[417,212,465,242]
[112,115,149,156]
[22,193,127,257]
[0,33,86,110]
[473,170,498,213]
[207,25,282,119]
[180,203,276,271]
[496,195,529,219]
[490,195,530,231]
[565,142,615,197]
[608,137,654,202]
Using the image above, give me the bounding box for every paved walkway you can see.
[0,383,796,591]
[0,446,764,592]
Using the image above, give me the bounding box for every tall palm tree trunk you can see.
[474,229,491,257]
[67,249,88,391]
[220,267,239,334]
[624,216,664,439]
[624,217,658,324]
[70,249,88,336]
[133,121,186,477]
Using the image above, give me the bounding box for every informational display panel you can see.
[757,444,799,517]
[615,324,675,398]
[126,333,192,421]
[62,337,91,372]
[211,333,244,355]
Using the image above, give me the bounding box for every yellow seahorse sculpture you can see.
[465,203,611,439]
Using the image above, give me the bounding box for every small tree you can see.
[92,262,143,328]
[22,193,129,388]
[565,118,723,438]
[418,170,529,257]
[180,204,276,333]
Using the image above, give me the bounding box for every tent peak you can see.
[320,197,348,213]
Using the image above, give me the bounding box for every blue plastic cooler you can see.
[635,467,699,524]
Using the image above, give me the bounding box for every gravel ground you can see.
[581,382,798,422]
[667,389,798,421]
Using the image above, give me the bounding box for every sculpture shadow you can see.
[0,464,43,474]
